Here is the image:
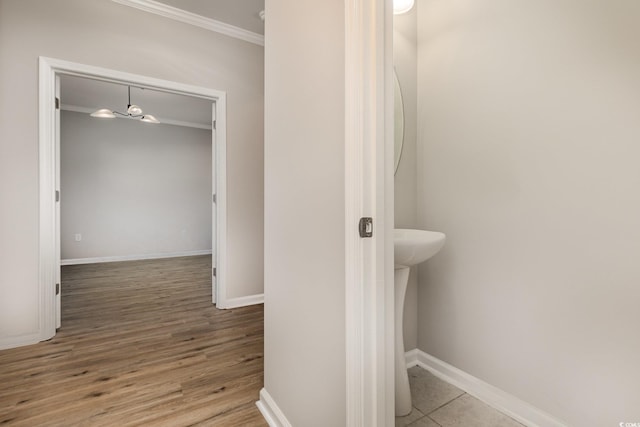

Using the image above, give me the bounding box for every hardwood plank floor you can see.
[0,256,266,426]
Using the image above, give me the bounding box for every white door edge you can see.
[213,95,228,308]
[344,0,394,426]
[211,101,217,305]
[55,74,61,330]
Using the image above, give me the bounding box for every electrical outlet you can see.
[74,233,82,242]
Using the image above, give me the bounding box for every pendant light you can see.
[90,86,160,124]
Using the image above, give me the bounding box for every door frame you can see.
[344,0,394,425]
[38,56,229,341]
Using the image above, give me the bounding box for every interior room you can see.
[59,76,214,266]
[1,0,640,426]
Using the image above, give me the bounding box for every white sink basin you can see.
[394,228,446,268]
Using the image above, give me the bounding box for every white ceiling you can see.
[59,2,264,127]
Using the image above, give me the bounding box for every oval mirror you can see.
[394,69,405,175]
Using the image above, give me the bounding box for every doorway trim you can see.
[344,0,394,425]
[38,56,228,341]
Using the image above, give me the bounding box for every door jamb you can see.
[344,0,394,425]
[38,56,229,341]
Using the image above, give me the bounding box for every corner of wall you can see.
[256,388,293,427]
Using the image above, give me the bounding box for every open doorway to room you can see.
[39,58,230,337]
[27,58,265,424]
[58,74,216,324]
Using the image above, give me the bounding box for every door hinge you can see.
[212,120,216,130]
[55,97,60,110]
[55,190,60,202]
[359,217,373,238]
[55,283,60,295]
[212,194,216,203]
[212,267,217,277]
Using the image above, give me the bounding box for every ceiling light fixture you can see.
[393,0,414,14]
[90,86,160,124]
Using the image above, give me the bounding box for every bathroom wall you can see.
[263,0,346,425]
[393,6,419,351]
[60,111,212,261]
[416,0,640,424]
[0,0,263,347]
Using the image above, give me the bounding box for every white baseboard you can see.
[220,293,264,309]
[406,349,567,427]
[405,348,421,368]
[61,249,212,265]
[256,388,292,427]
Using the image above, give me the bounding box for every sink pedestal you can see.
[395,266,412,416]
[393,229,446,417]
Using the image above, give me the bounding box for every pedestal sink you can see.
[395,228,446,416]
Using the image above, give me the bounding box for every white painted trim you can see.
[219,293,263,309]
[110,0,265,46]
[407,349,568,427]
[404,348,420,367]
[256,388,292,427]
[40,58,227,99]
[213,94,228,309]
[60,249,213,266]
[344,0,393,426]
[38,57,228,348]
[210,101,217,305]
[344,0,366,418]
[55,75,61,329]
[61,104,212,130]
[381,0,396,424]
[39,58,57,344]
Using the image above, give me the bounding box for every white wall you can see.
[394,6,419,352]
[263,0,346,425]
[0,0,263,346]
[61,111,211,261]
[417,0,640,425]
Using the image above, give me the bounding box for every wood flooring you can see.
[0,256,266,426]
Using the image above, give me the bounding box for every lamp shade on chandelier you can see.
[90,86,160,124]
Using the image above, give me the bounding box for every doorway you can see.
[39,57,229,340]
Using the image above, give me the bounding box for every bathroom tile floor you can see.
[396,366,525,427]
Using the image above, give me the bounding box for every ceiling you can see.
[60,1,265,127]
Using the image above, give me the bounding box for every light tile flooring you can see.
[396,366,525,427]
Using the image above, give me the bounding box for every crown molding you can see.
[111,0,265,47]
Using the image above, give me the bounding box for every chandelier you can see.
[90,86,160,124]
